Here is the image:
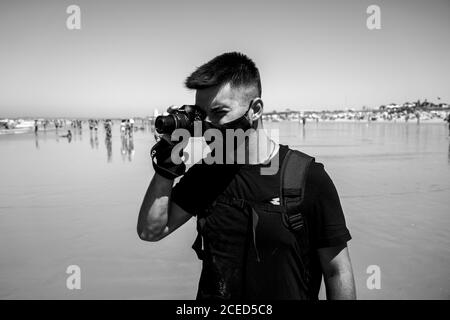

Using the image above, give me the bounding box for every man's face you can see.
[195,83,253,125]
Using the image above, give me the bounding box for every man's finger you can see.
[160,133,174,144]
[167,105,180,114]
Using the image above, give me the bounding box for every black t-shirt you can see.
[171,144,351,299]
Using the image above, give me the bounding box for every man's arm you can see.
[137,173,192,242]
[318,244,356,300]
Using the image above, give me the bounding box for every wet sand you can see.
[0,122,449,299]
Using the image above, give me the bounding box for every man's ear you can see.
[250,98,264,121]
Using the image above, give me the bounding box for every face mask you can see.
[202,109,253,162]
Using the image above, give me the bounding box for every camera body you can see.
[155,105,205,135]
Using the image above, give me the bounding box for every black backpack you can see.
[192,147,315,299]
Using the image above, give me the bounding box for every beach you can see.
[0,121,449,299]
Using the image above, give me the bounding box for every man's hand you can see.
[318,244,356,300]
[151,136,186,180]
[151,105,187,180]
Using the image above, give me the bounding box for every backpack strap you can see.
[192,217,206,260]
[279,149,315,231]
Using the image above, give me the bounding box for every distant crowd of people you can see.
[120,118,135,137]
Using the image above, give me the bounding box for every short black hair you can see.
[185,52,262,97]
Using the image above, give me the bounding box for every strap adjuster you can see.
[287,213,304,230]
[236,198,246,209]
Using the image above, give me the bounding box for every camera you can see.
[154,105,205,135]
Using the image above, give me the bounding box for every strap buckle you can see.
[236,198,246,209]
[287,213,304,231]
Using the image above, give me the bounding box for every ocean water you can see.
[0,121,449,299]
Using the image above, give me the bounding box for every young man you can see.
[137,52,356,300]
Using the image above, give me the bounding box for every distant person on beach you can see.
[61,130,72,138]
[60,130,72,142]
[126,120,131,136]
[445,113,450,135]
[105,120,112,139]
[120,120,126,135]
[137,52,355,300]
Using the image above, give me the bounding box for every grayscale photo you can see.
[0,0,449,304]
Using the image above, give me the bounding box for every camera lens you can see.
[155,115,176,134]
[154,107,197,134]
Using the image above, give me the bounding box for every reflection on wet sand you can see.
[90,130,94,149]
[121,134,134,162]
[105,136,112,163]
[72,127,82,142]
[34,132,39,149]
[90,130,99,149]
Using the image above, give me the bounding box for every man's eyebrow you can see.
[211,103,231,110]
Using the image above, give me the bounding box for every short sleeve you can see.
[171,165,205,216]
[308,163,352,249]
[171,163,237,216]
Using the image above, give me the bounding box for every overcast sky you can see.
[1,0,449,118]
